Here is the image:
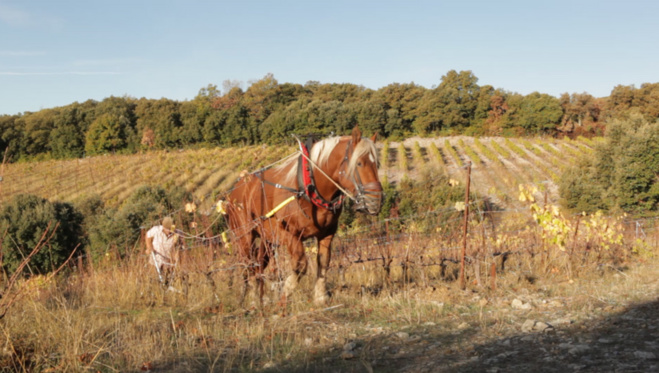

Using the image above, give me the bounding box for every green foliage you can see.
[514,92,562,134]
[559,156,610,213]
[85,97,137,155]
[608,83,659,121]
[428,142,446,171]
[444,139,463,167]
[135,98,183,149]
[490,140,511,158]
[459,139,481,164]
[560,113,659,215]
[398,143,409,172]
[0,194,85,276]
[380,140,390,168]
[83,185,192,261]
[503,138,525,158]
[396,170,470,233]
[5,71,659,163]
[473,138,498,164]
[413,70,483,134]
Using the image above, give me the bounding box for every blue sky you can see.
[1,0,658,115]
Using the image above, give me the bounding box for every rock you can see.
[548,299,564,308]
[533,321,554,333]
[396,332,410,340]
[634,351,656,360]
[340,351,357,360]
[343,341,357,352]
[263,361,276,369]
[550,317,573,325]
[568,345,591,355]
[521,319,554,333]
[512,299,532,310]
[521,319,536,332]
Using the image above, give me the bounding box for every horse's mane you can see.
[274,135,377,187]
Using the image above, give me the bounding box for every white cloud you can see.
[0,71,121,76]
[0,4,63,30]
[73,58,144,67]
[0,4,31,27]
[0,50,46,57]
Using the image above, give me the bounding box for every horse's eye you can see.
[357,161,363,167]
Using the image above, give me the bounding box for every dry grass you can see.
[3,135,647,372]
[1,210,656,372]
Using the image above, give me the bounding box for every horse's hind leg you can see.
[255,240,271,308]
[238,233,258,308]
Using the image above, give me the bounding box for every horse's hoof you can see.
[313,294,329,306]
[283,275,298,297]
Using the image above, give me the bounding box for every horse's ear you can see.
[371,132,378,143]
[351,126,362,144]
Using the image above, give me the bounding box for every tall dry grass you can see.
[1,205,656,372]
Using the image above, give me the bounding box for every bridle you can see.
[337,138,383,214]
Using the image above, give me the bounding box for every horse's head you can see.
[341,127,383,215]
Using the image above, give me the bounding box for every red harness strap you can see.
[299,140,345,213]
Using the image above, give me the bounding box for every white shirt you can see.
[147,225,178,267]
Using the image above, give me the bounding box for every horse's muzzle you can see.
[354,182,383,215]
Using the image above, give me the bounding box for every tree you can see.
[560,113,659,215]
[243,73,279,123]
[89,96,138,154]
[412,70,481,134]
[0,115,23,161]
[20,109,57,158]
[0,194,85,276]
[559,92,600,135]
[135,98,183,149]
[377,83,425,138]
[85,113,130,155]
[514,92,562,134]
[483,90,510,135]
[50,102,96,159]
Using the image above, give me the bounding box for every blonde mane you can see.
[274,136,377,187]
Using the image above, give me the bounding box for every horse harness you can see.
[254,136,354,216]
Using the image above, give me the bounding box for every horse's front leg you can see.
[282,234,307,298]
[314,235,333,305]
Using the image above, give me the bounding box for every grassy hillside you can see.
[3,135,659,372]
[0,136,598,211]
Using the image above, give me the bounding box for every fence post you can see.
[459,162,471,290]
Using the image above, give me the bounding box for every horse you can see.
[224,127,382,306]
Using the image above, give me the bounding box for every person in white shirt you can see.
[145,216,180,285]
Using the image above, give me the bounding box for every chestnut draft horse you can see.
[225,127,382,305]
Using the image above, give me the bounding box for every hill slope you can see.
[0,136,596,210]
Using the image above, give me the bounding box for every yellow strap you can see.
[264,195,296,219]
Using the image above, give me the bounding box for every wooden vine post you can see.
[459,162,472,290]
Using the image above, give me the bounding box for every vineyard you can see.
[2,135,659,372]
[0,136,599,210]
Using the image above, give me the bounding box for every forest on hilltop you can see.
[1,70,658,163]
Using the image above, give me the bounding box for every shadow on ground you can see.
[278,299,659,373]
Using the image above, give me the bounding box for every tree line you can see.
[1,70,659,162]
